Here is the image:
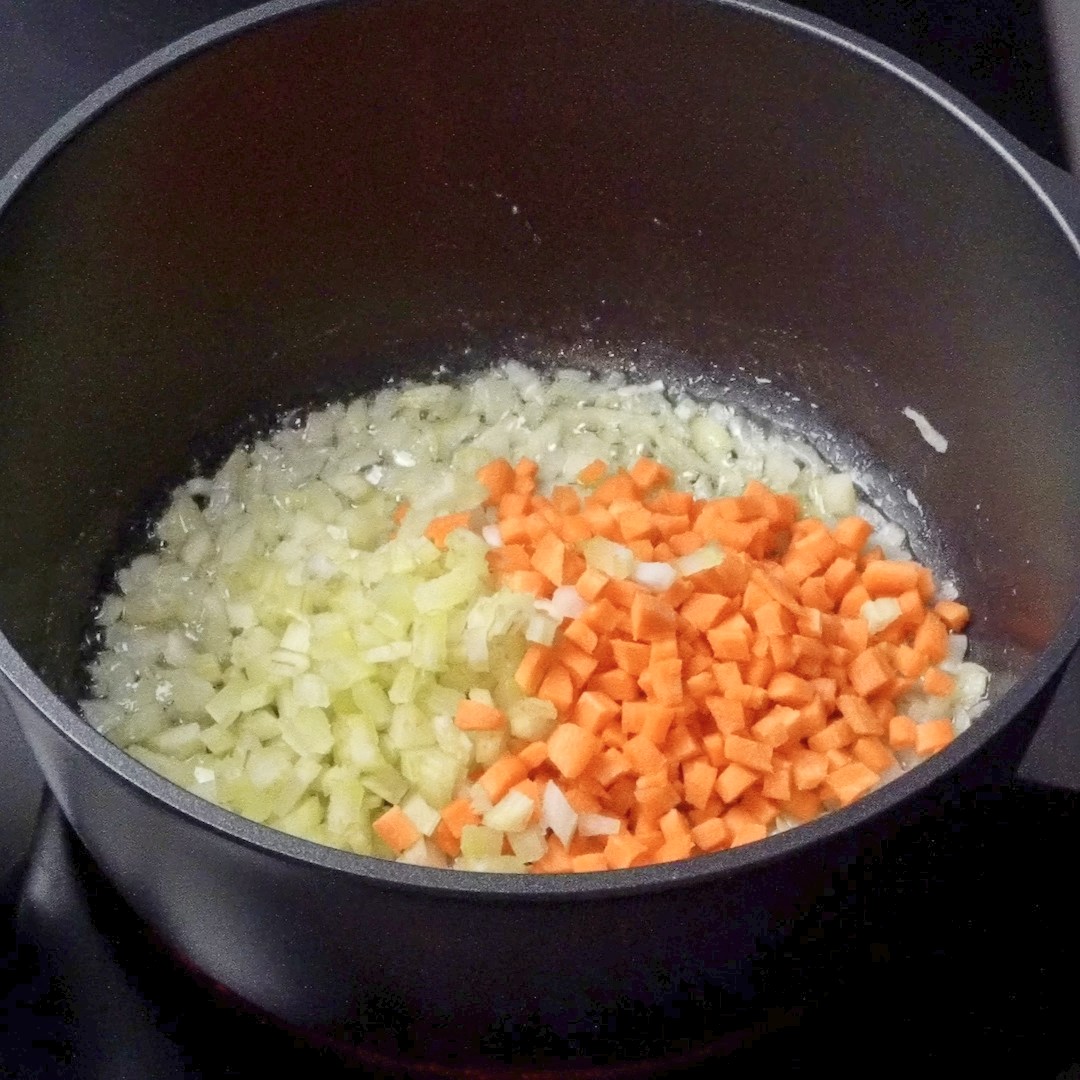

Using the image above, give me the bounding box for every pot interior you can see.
[2,0,1079,712]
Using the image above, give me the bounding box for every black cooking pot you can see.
[2,0,1080,1069]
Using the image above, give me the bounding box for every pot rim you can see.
[2,0,1079,901]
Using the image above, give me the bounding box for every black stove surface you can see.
[1,1,1078,1076]
[4,759,1080,1077]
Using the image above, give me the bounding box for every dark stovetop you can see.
[1,1,1078,1077]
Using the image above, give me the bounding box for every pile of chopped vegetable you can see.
[83,364,989,872]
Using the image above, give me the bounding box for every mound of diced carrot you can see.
[431,457,969,873]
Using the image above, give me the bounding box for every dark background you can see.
[1,1,1077,1077]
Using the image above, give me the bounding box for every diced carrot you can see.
[922,667,956,697]
[589,746,631,787]
[537,664,576,713]
[630,593,678,642]
[711,661,743,695]
[476,458,516,503]
[798,575,833,612]
[914,718,955,755]
[373,805,421,854]
[570,852,609,873]
[610,638,649,677]
[658,807,693,847]
[913,613,949,664]
[575,567,610,603]
[862,560,921,597]
[766,672,814,707]
[685,669,718,701]
[838,583,872,619]
[811,677,838,710]
[750,601,795,638]
[852,736,897,775]
[848,647,894,698]
[707,614,753,662]
[546,723,601,780]
[728,819,768,847]
[532,835,574,874]
[666,530,704,558]
[683,758,720,810]
[530,531,567,587]
[424,511,473,549]
[664,724,701,763]
[550,485,581,516]
[622,733,669,776]
[915,565,936,601]
[477,754,530,802]
[474,457,976,873]
[824,557,859,600]
[934,600,970,632]
[652,836,696,863]
[791,697,828,741]
[454,699,506,731]
[591,667,642,702]
[577,459,607,486]
[617,505,654,544]
[739,790,780,827]
[573,690,620,733]
[518,741,549,770]
[592,472,638,506]
[630,702,677,745]
[888,714,918,750]
[505,569,552,597]
[604,831,648,869]
[724,734,773,774]
[634,784,681,821]
[717,762,758,804]
[498,515,530,545]
[651,514,690,540]
[582,597,623,635]
[635,765,672,792]
[440,797,482,839]
[807,718,854,753]
[836,694,885,736]
[791,519,839,557]
[823,761,879,807]
[895,643,930,678]
[433,819,462,858]
[680,593,733,632]
[487,544,534,575]
[648,637,680,663]
[701,732,727,769]
[825,747,854,771]
[750,705,800,748]
[648,657,684,706]
[837,618,870,655]
[690,817,731,853]
[761,761,793,801]
[555,640,600,690]
[704,696,746,735]
[832,516,873,552]
[783,789,823,823]
[783,547,823,586]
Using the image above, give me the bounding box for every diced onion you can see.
[860,598,902,635]
[577,813,621,837]
[539,781,577,848]
[632,562,678,591]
